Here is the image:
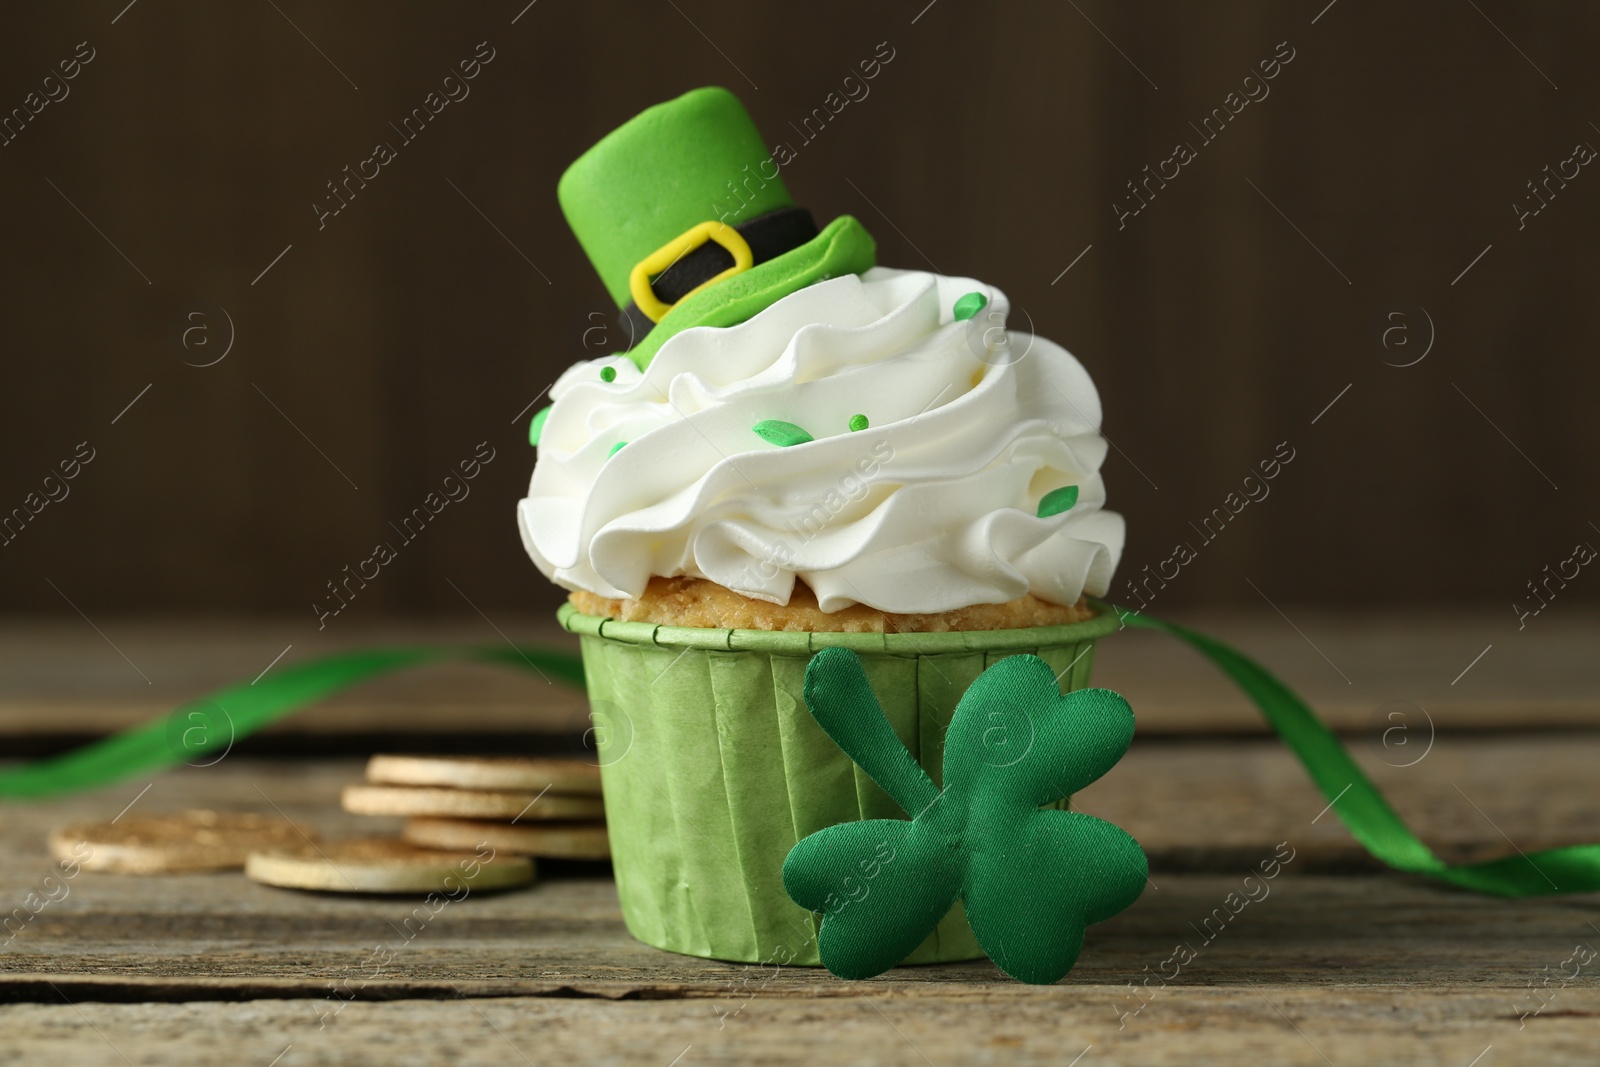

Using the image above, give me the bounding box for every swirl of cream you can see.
[517,267,1123,614]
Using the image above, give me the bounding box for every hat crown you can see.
[559,87,795,308]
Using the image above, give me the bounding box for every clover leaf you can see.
[782,648,1148,984]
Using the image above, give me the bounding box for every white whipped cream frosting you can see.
[517,267,1123,614]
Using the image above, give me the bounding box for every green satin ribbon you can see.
[0,647,584,802]
[1119,610,1591,897]
[0,611,1591,897]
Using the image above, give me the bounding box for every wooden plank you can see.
[1076,731,1600,867]
[0,986,1592,1066]
[1095,608,1600,734]
[5,870,1597,990]
[2,743,1597,988]
[4,746,1596,1064]
[0,617,590,740]
[1,611,1596,739]
[6,730,1599,885]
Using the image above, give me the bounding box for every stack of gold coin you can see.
[341,755,611,862]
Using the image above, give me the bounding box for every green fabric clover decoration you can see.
[782,648,1148,984]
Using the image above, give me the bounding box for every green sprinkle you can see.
[600,365,617,382]
[609,441,627,457]
[952,291,988,321]
[752,420,814,447]
[848,413,869,432]
[1037,484,1079,518]
[528,405,553,446]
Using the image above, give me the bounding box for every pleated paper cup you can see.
[558,601,1122,966]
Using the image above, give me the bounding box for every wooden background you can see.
[5,612,1600,1063]
[2,0,1597,620]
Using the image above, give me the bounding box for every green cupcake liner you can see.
[559,602,1120,966]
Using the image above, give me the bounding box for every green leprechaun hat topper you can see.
[558,86,877,368]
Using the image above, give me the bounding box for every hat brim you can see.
[623,215,876,369]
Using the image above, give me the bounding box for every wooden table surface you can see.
[3,610,1598,1065]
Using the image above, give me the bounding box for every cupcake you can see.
[518,87,1123,965]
